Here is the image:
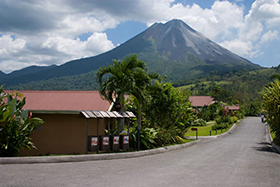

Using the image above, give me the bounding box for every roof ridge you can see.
[4,90,100,93]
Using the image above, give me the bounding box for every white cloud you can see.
[0,35,26,59]
[0,0,118,73]
[1,0,280,73]
[260,30,279,43]
[41,32,114,59]
[219,39,258,58]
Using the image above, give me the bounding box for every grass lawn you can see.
[185,121,234,137]
[183,138,195,143]
[178,81,231,90]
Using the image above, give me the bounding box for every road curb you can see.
[185,123,237,140]
[267,125,280,154]
[0,140,202,165]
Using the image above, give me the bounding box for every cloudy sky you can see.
[0,0,280,73]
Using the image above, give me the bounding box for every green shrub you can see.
[193,118,207,126]
[155,127,185,146]
[129,126,157,150]
[156,128,173,146]
[215,116,222,125]
[212,123,229,130]
[230,116,238,124]
[261,79,280,140]
[175,136,185,144]
[0,88,44,157]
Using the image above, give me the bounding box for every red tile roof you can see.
[225,105,240,110]
[4,90,111,111]
[189,96,215,107]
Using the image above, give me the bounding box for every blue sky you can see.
[0,0,280,73]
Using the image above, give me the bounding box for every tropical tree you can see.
[0,86,44,157]
[96,54,147,129]
[261,79,280,145]
[127,81,194,149]
[129,70,160,150]
[144,82,194,139]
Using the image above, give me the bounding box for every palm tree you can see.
[96,55,147,130]
[130,70,160,150]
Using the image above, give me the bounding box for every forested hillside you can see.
[6,71,99,91]
[175,66,280,115]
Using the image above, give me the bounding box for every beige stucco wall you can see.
[19,114,114,156]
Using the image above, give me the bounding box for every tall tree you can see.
[130,70,159,150]
[96,55,147,129]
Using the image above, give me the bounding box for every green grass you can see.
[185,121,234,137]
[183,138,195,143]
[178,81,231,90]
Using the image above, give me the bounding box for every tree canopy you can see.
[96,55,147,113]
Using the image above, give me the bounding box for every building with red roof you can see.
[4,90,134,156]
[225,105,240,111]
[5,90,113,112]
[189,96,240,114]
[189,96,215,107]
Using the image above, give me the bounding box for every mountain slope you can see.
[1,19,260,89]
[5,65,57,79]
[143,19,253,66]
[0,71,6,80]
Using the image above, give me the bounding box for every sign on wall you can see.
[91,137,98,146]
[103,137,109,145]
[123,136,129,144]
[113,136,119,145]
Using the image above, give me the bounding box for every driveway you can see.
[0,117,279,187]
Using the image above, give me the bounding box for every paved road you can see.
[1,117,279,187]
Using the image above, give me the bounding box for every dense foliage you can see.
[7,71,99,91]
[127,81,194,149]
[261,79,280,145]
[176,66,280,116]
[193,100,243,131]
[0,86,44,157]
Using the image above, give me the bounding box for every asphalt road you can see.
[1,117,280,187]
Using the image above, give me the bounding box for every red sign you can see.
[191,128,197,131]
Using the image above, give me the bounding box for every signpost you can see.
[191,128,198,140]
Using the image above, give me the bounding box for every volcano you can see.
[1,19,260,88]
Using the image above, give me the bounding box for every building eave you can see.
[29,110,80,115]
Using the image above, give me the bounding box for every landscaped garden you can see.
[185,121,235,137]
[97,55,247,151]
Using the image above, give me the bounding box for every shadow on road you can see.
[253,142,279,154]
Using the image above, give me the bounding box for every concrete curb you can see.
[185,123,237,140]
[267,125,280,154]
[0,140,202,165]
